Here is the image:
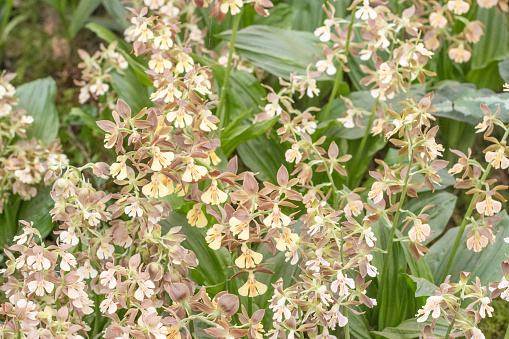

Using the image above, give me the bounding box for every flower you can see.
[409,219,431,243]
[416,295,443,322]
[220,0,243,15]
[206,224,224,250]
[263,204,291,229]
[448,0,470,14]
[27,272,54,296]
[182,158,208,182]
[355,0,377,20]
[187,204,208,228]
[167,106,193,128]
[135,279,155,301]
[479,297,493,318]
[331,270,355,296]
[239,272,267,297]
[142,173,170,198]
[235,244,263,268]
[97,241,115,260]
[485,148,509,169]
[151,146,174,171]
[201,180,228,205]
[476,195,502,216]
[229,217,250,240]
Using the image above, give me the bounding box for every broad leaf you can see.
[428,211,509,286]
[471,7,509,70]
[403,192,457,245]
[111,69,153,113]
[220,25,332,80]
[221,115,278,156]
[406,275,439,298]
[499,57,509,83]
[432,81,509,124]
[237,133,290,183]
[17,186,54,240]
[371,317,449,339]
[15,77,59,145]
[0,195,21,247]
[160,212,230,294]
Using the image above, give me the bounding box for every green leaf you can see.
[0,195,21,247]
[254,3,296,29]
[466,60,505,90]
[101,0,128,30]
[160,212,230,293]
[221,116,278,156]
[371,317,449,339]
[111,69,153,113]
[403,192,457,245]
[211,68,266,124]
[237,133,289,183]
[428,210,509,286]
[348,313,374,339]
[499,57,509,83]
[220,25,332,80]
[406,275,439,298]
[432,81,509,124]
[15,77,59,145]
[471,7,509,70]
[17,186,54,240]
[69,0,101,39]
[373,219,420,330]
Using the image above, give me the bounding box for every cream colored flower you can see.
[239,272,267,297]
[235,244,263,268]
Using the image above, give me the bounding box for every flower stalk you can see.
[217,12,242,131]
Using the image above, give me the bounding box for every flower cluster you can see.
[75,42,128,108]
[418,272,494,338]
[0,72,67,212]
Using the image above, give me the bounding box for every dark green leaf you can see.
[15,77,59,145]
[160,212,230,291]
[221,116,278,156]
[17,186,54,240]
[237,133,289,183]
[111,69,153,113]
[101,0,128,30]
[0,195,21,247]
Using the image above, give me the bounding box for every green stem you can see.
[92,293,101,338]
[350,96,380,186]
[441,126,509,282]
[322,12,355,122]
[217,12,241,131]
[377,142,414,329]
[247,295,253,316]
[444,315,456,339]
[504,322,509,339]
